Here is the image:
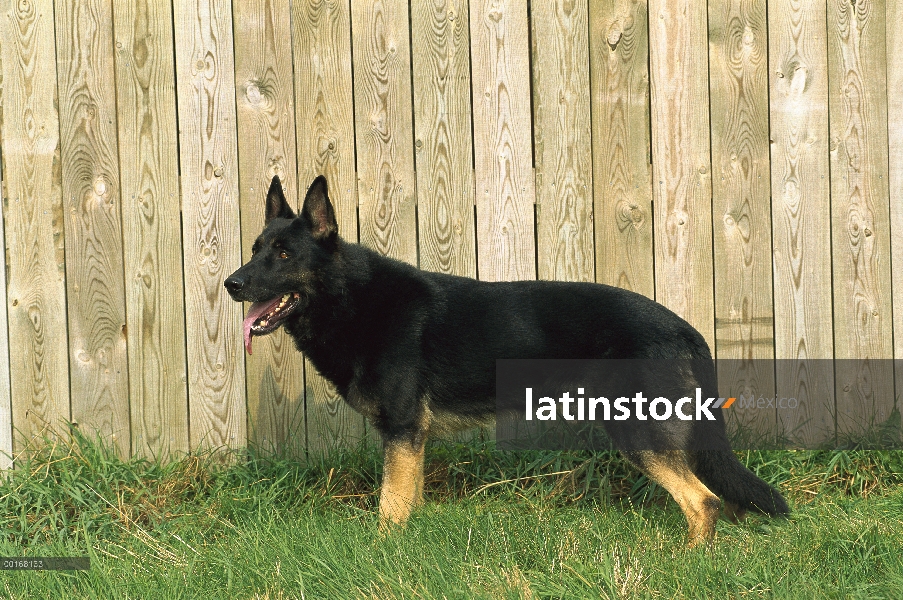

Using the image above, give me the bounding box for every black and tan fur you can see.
[225,176,789,546]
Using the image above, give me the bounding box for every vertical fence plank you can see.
[531,0,593,283]
[769,0,834,446]
[351,0,417,266]
[0,0,71,451]
[470,0,536,282]
[411,0,476,279]
[589,0,653,298]
[708,0,775,442]
[647,0,715,349]
[292,0,365,453]
[173,0,246,451]
[55,0,131,456]
[112,0,189,460]
[234,0,306,456]
[827,0,895,440]
[887,0,903,403]
[0,153,11,467]
[54,0,130,455]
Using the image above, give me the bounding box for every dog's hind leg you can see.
[379,437,426,529]
[626,450,721,548]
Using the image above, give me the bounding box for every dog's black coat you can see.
[225,176,789,532]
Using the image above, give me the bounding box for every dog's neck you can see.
[285,239,424,394]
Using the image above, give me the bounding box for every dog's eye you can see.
[278,250,289,259]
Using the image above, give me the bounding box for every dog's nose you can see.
[224,276,245,294]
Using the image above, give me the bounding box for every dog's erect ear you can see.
[265,175,295,224]
[301,176,338,241]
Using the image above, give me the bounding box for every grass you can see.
[0,432,902,599]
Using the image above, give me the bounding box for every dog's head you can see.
[224,175,339,354]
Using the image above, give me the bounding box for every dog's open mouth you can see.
[242,292,302,354]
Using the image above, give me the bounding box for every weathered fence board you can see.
[1,0,71,451]
[827,0,895,439]
[470,0,536,282]
[889,0,903,374]
[768,0,835,446]
[234,0,306,456]
[55,0,130,456]
[531,0,594,283]
[589,0,653,298]
[411,0,477,279]
[292,0,366,452]
[112,0,190,459]
[173,0,247,451]
[648,0,715,350]
[0,151,11,468]
[708,0,776,441]
[352,0,417,266]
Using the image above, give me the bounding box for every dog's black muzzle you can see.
[224,264,259,302]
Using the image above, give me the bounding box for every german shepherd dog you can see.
[225,176,789,546]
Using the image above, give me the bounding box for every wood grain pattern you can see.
[173,0,247,451]
[647,0,715,349]
[769,0,835,446]
[886,0,903,392]
[55,0,130,456]
[411,0,476,278]
[234,0,306,456]
[708,0,775,443]
[0,0,71,451]
[531,0,593,283]
[292,0,366,453]
[0,153,12,467]
[112,0,190,459]
[351,0,417,265]
[589,0,653,298]
[470,0,536,282]
[827,0,895,439]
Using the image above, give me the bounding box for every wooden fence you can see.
[0,0,901,465]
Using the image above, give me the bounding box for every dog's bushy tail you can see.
[694,450,790,516]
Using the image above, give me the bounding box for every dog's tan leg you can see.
[379,439,426,528]
[635,451,721,548]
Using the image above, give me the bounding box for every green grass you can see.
[1,432,902,599]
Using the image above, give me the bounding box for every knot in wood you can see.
[246,83,262,105]
[742,26,754,46]
[607,26,622,51]
[16,0,33,17]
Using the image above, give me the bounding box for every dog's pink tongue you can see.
[243,299,280,355]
